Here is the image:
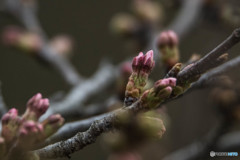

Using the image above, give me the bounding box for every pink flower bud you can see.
[46,114,64,126]
[132,52,144,73]
[42,114,64,138]
[120,62,132,76]
[142,50,155,74]
[1,108,19,125]
[2,26,22,45]
[1,108,21,142]
[19,121,43,137]
[50,35,73,57]
[18,121,43,148]
[154,78,177,90]
[25,93,49,119]
[132,50,155,74]
[157,30,178,48]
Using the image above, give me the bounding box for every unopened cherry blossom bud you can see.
[141,78,176,108]
[125,50,155,106]
[42,114,64,138]
[142,50,155,74]
[110,13,138,37]
[18,32,42,52]
[138,116,166,139]
[157,30,180,71]
[165,63,182,78]
[2,26,23,45]
[132,0,163,23]
[132,52,144,73]
[18,121,43,148]
[154,78,176,91]
[158,30,178,48]
[50,35,73,57]
[1,108,21,142]
[23,93,49,121]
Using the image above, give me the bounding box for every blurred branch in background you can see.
[1,0,82,86]
[41,62,119,120]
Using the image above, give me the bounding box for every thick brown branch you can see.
[177,28,240,85]
[36,102,142,159]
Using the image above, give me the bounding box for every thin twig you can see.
[40,62,119,120]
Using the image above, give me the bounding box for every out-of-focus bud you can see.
[18,32,42,52]
[50,35,73,57]
[110,13,138,37]
[142,50,155,74]
[221,3,240,28]
[102,131,128,152]
[137,116,166,139]
[125,50,155,106]
[108,152,142,160]
[157,30,179,72]
[158,30,178,48]
[1,108,21,142]
[2,26,23,45]
[165,63,182,78]
[187,53,201,64]
[23,93,49,121]
[132,52,145,73]
[141,78,176,109]
[18,121,43,149]
[210,88,238,107]
[41,114,64,138]
[0,137,6,158]
[132,0,163,24]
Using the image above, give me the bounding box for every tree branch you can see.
[41,62,119,120]
[177,28,240,85]
[35,28,240,159]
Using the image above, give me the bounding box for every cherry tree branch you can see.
[177,28,240,85]
[35,28,240,159]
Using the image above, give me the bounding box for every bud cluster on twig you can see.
[0,93,64,160]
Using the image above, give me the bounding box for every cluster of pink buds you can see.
[2,26,42,53]
[125,50,155,106]
[0,93,64,159]
[157,30,180,72]
[141,78,177,109]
